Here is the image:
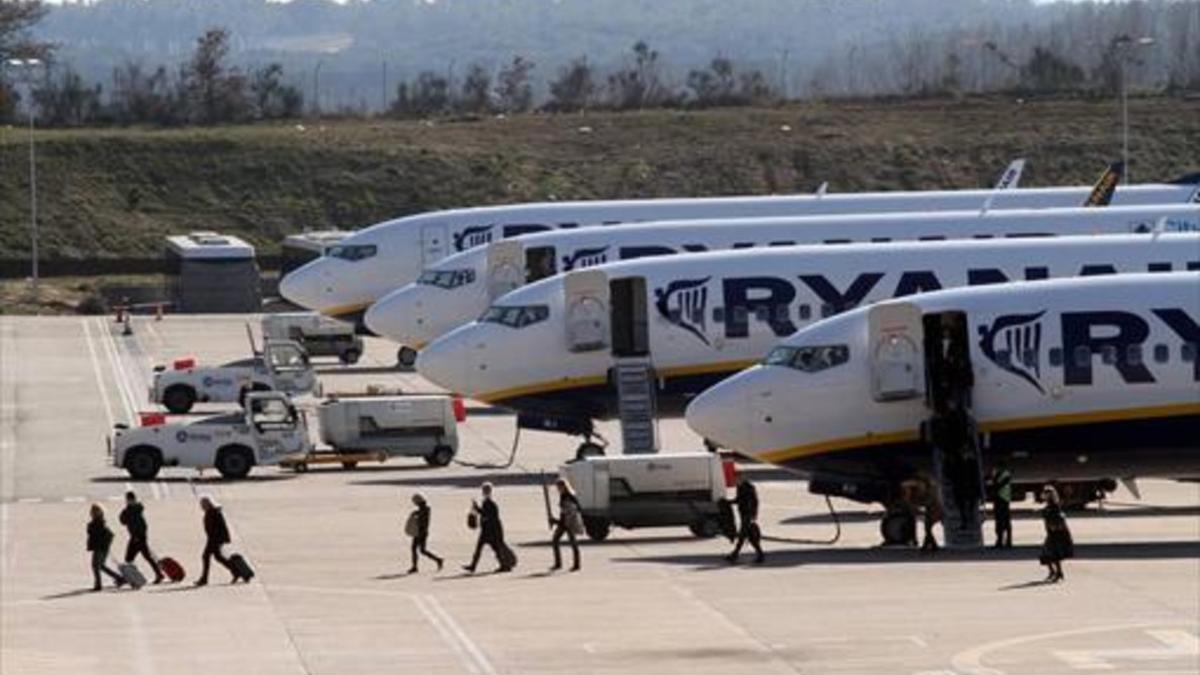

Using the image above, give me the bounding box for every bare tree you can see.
[460,62,492,113]
[494,55,534,113]
[183,27,250,124]
[547,57,595,112]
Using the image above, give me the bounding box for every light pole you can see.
[313,60,323,116]
[1114,36,1155,184]
[5,58,43,297]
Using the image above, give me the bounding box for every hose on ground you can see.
[452,425,522,470]
[761,494,842,546]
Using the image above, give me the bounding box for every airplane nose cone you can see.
[416,329,472,394]
[363,293,407,343]
[685,375,750,450]
[279,262,326,311]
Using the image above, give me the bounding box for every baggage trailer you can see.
[316,395,463,467]
[558,453,736,541]
[262,312,364,365]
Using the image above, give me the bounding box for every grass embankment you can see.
[0,96,1197,312]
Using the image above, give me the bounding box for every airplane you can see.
[684,272,1200,542]
[278,162,1196,346]
[365,203,1200,349]
[415,232,1200,459]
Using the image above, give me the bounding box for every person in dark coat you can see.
[463,482,510,573]
[1039,485,1074,582]
[726,475,764,564]
[119,491,164,584]
[196,496,241,586]
[550,478,582,572]
[986,462,1014,549]
[87,503,125,591]
[407,493,443,574]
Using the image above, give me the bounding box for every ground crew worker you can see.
[903,477,942,553]
[196,496,239,586]
[119,491,164,584]
[726,475,764,564]
[550,478,582,572]
[986,462,1013,548]
[407,493,443,574]
[86,503,125,591]
[463,482,510,573]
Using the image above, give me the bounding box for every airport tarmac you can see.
[1,314,1197,675]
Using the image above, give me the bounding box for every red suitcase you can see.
[159,556,185,583]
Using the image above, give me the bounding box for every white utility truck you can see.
[112,392,310,480]
[558,453,735,541]
[315,395,462,467]
[262,312,364,365]
[111,392,463,480]
[150,335,319,414]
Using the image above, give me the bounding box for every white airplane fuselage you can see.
[365,204,1200,348]
[279,182,1199,320]
[684,273,1200,489]
[416,234,1200,440]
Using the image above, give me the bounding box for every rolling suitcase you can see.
[228,553,255,582]
[118,562,147,589]
[158,556,185,583]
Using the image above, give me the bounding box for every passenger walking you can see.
[1039,485,1074,582]
[725,475,764,564]
[406,494,443,574]
[986,462,1013,548]
[119,491,164,584]
[86,503,125,591]
[549,478,582,572]
[196,496,241,586]
[463,482,511,573]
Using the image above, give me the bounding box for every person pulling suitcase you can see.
[119,491,164,585]
[196,497,252,586]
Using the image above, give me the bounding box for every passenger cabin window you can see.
[327,244,378,262]
[1154,344,1170,363]
[798,304,812,320]
[481,304,550,329]
[764,344,850,373]
[1049,347,1063,367]
[1126,344,1143,367]
[1183,343,1197,363]
[1101,345,1118,365]
[417,268,476,289]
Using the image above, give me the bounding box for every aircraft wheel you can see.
[397,347,418,368]
[880,511,915,546]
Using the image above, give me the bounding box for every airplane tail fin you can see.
[993,158,1026,190]
[1082,161,1124,207]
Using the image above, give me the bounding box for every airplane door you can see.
[486,240,525,300]
[610,277,649,357]
[421,225,449,265]
[564,269,610,353]
[868,303,925,402]
[524,246,558,283]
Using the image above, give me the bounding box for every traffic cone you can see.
[155,302,164,321]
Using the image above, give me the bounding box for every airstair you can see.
[614,360,658,454]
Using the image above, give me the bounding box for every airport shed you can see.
[164,231,262,313]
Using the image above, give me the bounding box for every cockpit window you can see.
[763,344,850,372]
[480,304,550,329]
[418,268,477,289]
[327,244,378,262]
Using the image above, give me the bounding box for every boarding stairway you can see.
[614,360,659,454]
[929,421,985,549]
